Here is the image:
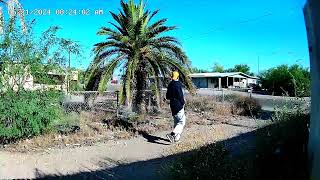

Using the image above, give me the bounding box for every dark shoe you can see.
[166,133,175,143]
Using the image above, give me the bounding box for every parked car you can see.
[248,83,262,91]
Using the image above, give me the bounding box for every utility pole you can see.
[68,50,71,93]
[258,56,260,75]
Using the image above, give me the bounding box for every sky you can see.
[8,0,309,74]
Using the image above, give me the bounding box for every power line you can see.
[181,12,273,41]
[181,4,302,41]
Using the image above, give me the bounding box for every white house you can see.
[190,72,259,90]
[0,64,79,92]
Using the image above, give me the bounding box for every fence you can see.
[62,91,119,115]
[62,90,166,115]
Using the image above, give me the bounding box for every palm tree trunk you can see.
[133,62,147,114]
[155,77,161,109]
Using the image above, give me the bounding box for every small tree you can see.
[59,39,82,92]
[191,67,210,73]
[233,64,251,74]
[0,0,26,33]
[259,64,310,97]
[212,63,224,73]
[0,20,64,142]
[225,64,254,76]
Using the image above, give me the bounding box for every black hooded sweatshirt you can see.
[166,80,185,115]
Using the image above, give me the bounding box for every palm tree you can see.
[0,0,26,34]
[86,0,194,113]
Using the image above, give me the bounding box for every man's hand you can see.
[163,98,170,104]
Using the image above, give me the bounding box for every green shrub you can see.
[231,96,261,116]
[260,64,310,97]
[49,112,80,135]
[0,90,63,143]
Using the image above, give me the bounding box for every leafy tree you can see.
[259,64,310,97]
[225,64,254,76]
[191,67,210,73]
[0,0,26,33]
[70,68,85,91]
[233,64,250,74]
[59,39,82,92]
[212,63,224,73]
[86,0,194,113]
[59,39,82,68]
[0,19,64,142]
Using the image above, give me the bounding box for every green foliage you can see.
[86,0,194,113]
[225,64,254,76]
[69,80,84,91]
[260,64,310,97]
[191,67,210,73]
[0,90,63,143]
[69,68,85,91]
[49,112,80,135]
[0,18,76,142]
[0,0,26,33]
[212,63,224,73]
[233,64,251,75]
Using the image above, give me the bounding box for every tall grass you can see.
[167,97,309,180]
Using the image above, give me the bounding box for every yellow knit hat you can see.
[171,71,179,80]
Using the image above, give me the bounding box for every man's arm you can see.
[178,87,185,105]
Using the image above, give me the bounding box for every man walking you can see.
[166,71,186,143]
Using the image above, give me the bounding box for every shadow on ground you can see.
[139,131,171,146]
[35,115,309,180]
[34,130,255,180]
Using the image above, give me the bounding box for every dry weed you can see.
[168,126,214,155]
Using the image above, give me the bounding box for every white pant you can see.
[173,108,186,141]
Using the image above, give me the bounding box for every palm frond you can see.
[149,9,160,20]
[89,0,193,109]
[147,25,176,38]
[157,54,194,92]
[97,27,120,36]
[147,19,167,32]
[151,42,190,65]
[150,36,181,46]
[98,55,124,92]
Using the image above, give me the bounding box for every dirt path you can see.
[0,118,265,179]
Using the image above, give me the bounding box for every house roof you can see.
[189,72,258,79]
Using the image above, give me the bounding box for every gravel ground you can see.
[0,117,267,180]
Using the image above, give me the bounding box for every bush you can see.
[0,90,63,143]
[231,96,261,116]
[260,64,310,97]
[185,95,217,112]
